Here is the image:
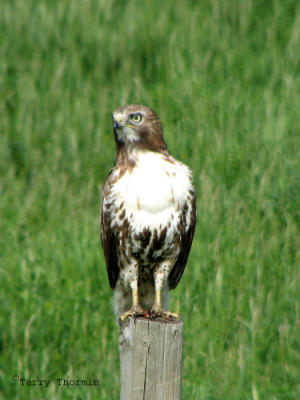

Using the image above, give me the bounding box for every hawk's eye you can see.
[130,114,142,124]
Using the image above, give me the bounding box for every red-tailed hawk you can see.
[100,105,196,321]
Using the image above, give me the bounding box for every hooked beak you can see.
[112,114,122,130]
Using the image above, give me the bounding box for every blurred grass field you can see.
[0,0,300,399]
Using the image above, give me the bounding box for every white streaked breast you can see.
[112,151,192,231]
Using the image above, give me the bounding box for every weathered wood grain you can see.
[119,317,183,400]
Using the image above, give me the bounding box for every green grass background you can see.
[1,0,300,399]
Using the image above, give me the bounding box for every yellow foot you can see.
[150,306,182,321]
[120,305,150,322]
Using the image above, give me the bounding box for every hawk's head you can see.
[112,105,168,153]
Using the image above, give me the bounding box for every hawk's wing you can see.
[168,190,197,289]
[100,171,119,289]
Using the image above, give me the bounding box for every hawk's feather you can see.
[100,105,197,317]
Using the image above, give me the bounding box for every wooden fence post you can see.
[119,317,183,400]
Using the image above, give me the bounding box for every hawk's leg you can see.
[151,262,181,320]
[120,285,150,322]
